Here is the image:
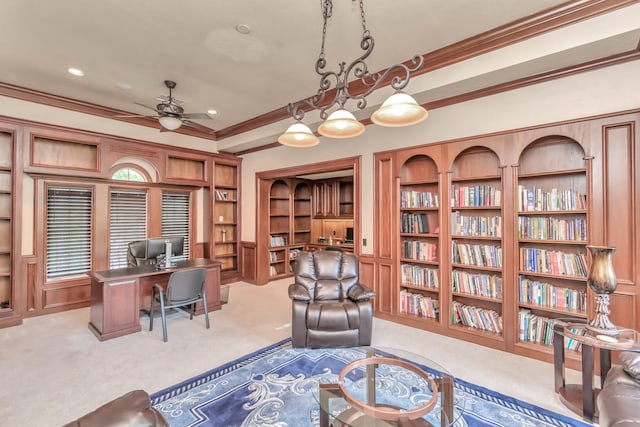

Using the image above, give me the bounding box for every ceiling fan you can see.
[120,80,212,131]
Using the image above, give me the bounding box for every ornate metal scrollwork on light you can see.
[278,0,428,147]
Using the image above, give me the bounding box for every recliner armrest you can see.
[348,283,376,301]
[288,283,311,301]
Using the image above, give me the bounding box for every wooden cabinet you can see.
[372,116,639,365]
[213,159,241,283]
[313,179,353,218]
[0,130,13,321]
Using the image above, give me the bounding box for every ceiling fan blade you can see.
[115,113,158,118]
[181,113,212,120]
[134,102,161,113]
[182,119,216,133]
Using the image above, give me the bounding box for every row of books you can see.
[452,269,503,299]
[400,212,430,234]
[520,248,587,277]
[518,276,588,312]
[400,264,439,289]
[517,186,586,212]
[451,184,501,207]
[451,212,502,237]
[518,310,586,350]
[214,190,230,201]
[452,241,502,268]
[518,216,587,241]
[400,290,439,319]
[452,301,503,333]
[269,251,281,263]
[400,190,439,208]
[270,234,287,247]
[269,265,280,277]
[402,240,438,261]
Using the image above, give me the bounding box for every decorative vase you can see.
[586,245,618,334]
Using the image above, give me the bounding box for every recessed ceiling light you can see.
[235,24,251,35]
[67,68,84,77]
[207,109,218,115]
[115,82,132,91]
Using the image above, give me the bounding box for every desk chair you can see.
[149,268,209,342]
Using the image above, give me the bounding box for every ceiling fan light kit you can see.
[158,115,183,131]
[279,0,428,147]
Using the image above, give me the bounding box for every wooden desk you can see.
[88,258,222,341]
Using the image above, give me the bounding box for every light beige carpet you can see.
[0,278,585,426]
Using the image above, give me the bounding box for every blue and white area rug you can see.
[150,339,588,427]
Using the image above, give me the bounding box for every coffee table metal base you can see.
[319,377,454,427]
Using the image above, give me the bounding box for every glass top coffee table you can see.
[311,347,461,427]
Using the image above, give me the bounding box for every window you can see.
[109,189,148,268]
[46,186,92,280]
[161,191,190,261]
[111,167,147,182]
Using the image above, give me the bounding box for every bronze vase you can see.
[586,245,617,334]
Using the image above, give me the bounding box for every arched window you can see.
[111,166,148,182]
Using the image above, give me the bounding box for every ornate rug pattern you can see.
[150,340,589,427]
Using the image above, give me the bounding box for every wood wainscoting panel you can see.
[43,283,91,310]
[32,137,99,171]
[167,156,205,181]
[240,241,257,284]
[375,154,395,260]
[375,260,395,315]
[609,291,637,330]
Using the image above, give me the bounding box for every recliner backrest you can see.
[294,251,359,301]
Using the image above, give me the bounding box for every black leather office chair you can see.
[127,240,155,267]
[288,250,375,348]
[149,268,210,342]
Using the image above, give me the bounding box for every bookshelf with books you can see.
[213,160,241,282]
[269,180,291,279]
[0,130,14,320]
[449,146,504,340]
[293,182,312,244]
[398,154,442,324]
[515,136,590,355]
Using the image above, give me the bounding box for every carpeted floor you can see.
[151,340,590,427]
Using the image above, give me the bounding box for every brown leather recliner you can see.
[288,250,375,348]
[62,390,169,427]
[597,351,640,427]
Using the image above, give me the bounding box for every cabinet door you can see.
[313,183,326,218]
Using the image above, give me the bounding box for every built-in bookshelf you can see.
[0,131,12,314]
[516,136,589,352]
[398,154,441,322]
[269,180,291,279]
[293,183,312,244]
[449,146,504,338]
[214,161,241,281]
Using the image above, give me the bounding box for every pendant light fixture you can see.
[278,0,428,147]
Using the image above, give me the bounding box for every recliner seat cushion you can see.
[306,300,360,331]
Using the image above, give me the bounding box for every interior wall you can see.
[240,60,640,254]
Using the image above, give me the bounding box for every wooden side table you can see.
[553,322,639,422]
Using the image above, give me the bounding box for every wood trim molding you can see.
[1,1,635,145]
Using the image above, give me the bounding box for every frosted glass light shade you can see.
[371,92,428,127]
[277,122,319,147]
[158,115,183,130]
[317,109,365,138]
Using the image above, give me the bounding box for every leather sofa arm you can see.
[288,283,311,301]
[348,283,376,301]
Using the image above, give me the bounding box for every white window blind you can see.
[109,189,148,268]
[161,191,190,260]
[46,186,92,280]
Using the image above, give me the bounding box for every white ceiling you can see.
[2,1,640,153]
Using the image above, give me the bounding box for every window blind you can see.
[161,191,190,260]
[46,186,92,280]
[109,189,148,268]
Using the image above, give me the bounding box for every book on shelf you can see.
[451,301,502,333]
[518,216,587,241]
[400,290,439,319]
[215,190,229,201]
[517,185,586,212]
[518,309,586,349]
[269,265,278,277]
[400,264,439,289]
[451,184,501,207]
[518,276,587,312]
[451,212,502,237]
[452,270,502,299]
[270,234,287,246]
[452,241,502,268]
[519,247,587,277]
[400,212,429,233]
[402,240,437,261]
[400,190,439,208]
